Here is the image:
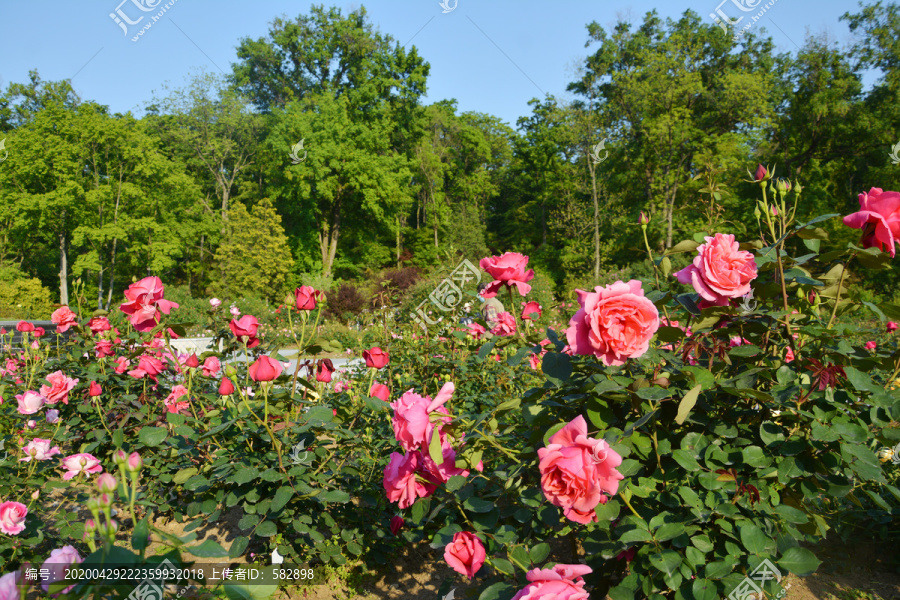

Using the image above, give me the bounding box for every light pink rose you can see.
[490,312,517,336]
[382,451,437,509]
[39,371,79,405]
[164,385,190,414]
[674,233,758,306]
[0,502,28,535]
[20,439,61,462]
[843,187,900,257]
[61,453,103,480]
[390,383,454,452]
[479,252,535,297]
[202,356,221,377]
[444,532,485,579]
[119,276,179,332]
[511,564,593,600]
[0,571,20,600]
[41,545,83,595]
[210,298,221,308]
[50,306,78,333]
[15,391,45,415]
[566,280,659,366]
[538,416,624,524]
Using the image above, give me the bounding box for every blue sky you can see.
[0,0,871,127]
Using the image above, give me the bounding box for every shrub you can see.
[327,283,366,322]
[0,263,54,319]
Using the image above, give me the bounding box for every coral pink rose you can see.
[50,306,78,333]
[444,532,485,579]
[15,321,34,333]
[510,564,593,600]
[382,451,437,509]
[369,383,390,402]
[39,371,79,405]
[20,439,61,462]
[61,453,102,480]
[229,315,261,348]
[363,347,389,369]
[219,377,235,395]
[521,301,542,321]
[566,280,659,366]
[202,356,221,377]
[843,188,900,257]
[490,312,517,336]
[675,233,758,306]
[421,434,471,482]
[127,355,165,382]
[114,356,131,374]
[390,382,454,452]
[41,545,83,595]
[294,286,323,310]
[538,416,624,524]
[249,356,283,382]
[88,381,102,397]
[0,502,28,535]
[15,391,45,415]
[119,276,179,332]
[94,339,114,358]
[466,322,487,339]
[865,341,877,350]
[88,316,111,335]
[479,252,535,297]
[164,385,190,414]
[316,359,334,383]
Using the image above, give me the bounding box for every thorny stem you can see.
[826,257,853,330]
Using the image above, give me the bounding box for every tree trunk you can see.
[59,232,69,306]
[589,160,600,283]
[396,217,401,267]
[319,198,342,279]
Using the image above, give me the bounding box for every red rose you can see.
[369,383,390,402]
[363,347,389,369]
[249,356,283,382]
[389,516,404,536]
[88,382,102,397]
[16,321,34,333]
[294,286,323,311]
[316,359,334,383]
[229,316,260,348]
[219,377,235,395]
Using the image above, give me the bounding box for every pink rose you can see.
[201,356,221,377]
[511,564,593,600]
[529,353,542,370]
[210,298,221,308]
[843,188,900,257]
[15,321,34,333]
[61,453,103,480]
[316,359,334,383]
[675,234,758,306]
[466,322,487,339]
[41,545,83,595]
[888,321,899,333]
[88,381,102,397]
[219,377,235,395]
[127,355,166,382]
[119,276,179,332]
[94,339,114,358]
[0,502,28,535]
[88,316,112,335]
[479,252,535,297]
[566,280,659,366]
[15,391,45,415]
[363,347,389,369]
[295,286,323,311]
[334,380,350,393]
[39,371,79,405]
[538,416,624,524]
[369,383,390,402]
[444,532,485,579]
[20,439,61,462]
[50,306,78,333]
[865,341,877,350]
[390,383,454,452]
[230,316,260,348]
[521,301,542,321]
[0,571,21,600]
[491,311,517,336]
[421,434,470,483]
[249,356,283,382]
[785,347,795,363]
[164,385,190,414]
[382,451,437,509]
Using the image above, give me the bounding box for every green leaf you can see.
[478,339,497,360]
[173,467,198,485]
[255,521,278,537]
[132,518,149,552]
[542,353,572,385]
[112,429,124,448]
[270,487,294,513]
[138,426,168,447]
[530,543,551,563]
[777,547,821,576]
[463,497,494,513]
[649,549,683,576]
[667,240,700,255]
[233,467,259,485]
[428,426,444,464]
[729,344,760,357]
[774,505,808,524]
[319,490,350,503]
[187,539,228,558]
[492,558,515,576]
[224,567,278,600]
[478,582,516,600]
[672,450,702,471]
[739,524,768,555]
[446,475,467,492]
[675,385,702,425]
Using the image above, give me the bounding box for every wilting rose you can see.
[538,416,624,524]
[521,301,542,321]
[40,371,79,405]
[675,234,758,306]
[843,188,900,257]
[88,316,112,335]
[566,280,659,366]
[390,382,454,452]
[444,532,486,579]
[20,439,61,462]
[369,383,390,402]
[219,377,235,395]
[0,501,28,535]
[316,359,335,383]
[510,564,593,600]
[41,545,83,595]
[61,453,103,480]
[479,252,535,297]
[389,516,404,536]
[294,286,323,310]
[249,356,283,382]
[119,276,179,332]
[363,347,389,369]
[51,306,78,333]
[382,451,437,509]
[229,315,260,348]
[202,356,221,377]
[15,391,45,415]
[491,312,517,336]
[164,385,190,414]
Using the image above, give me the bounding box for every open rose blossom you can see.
[0,571,21,599]
[164,385,190,414]
[119,276,179,332]
[202,356,221,377]
[674,233,758,306]
[390,382,454,452]
[0,501,27,535]
[538,415,624,524]
[479,252,535,297]
[363,347,389,369]
[491,312,517,336]
[16,391,46,415]
[127,355,166,382]
[295,286,323,310]
[510,564,593,600]
[382,451,438,509]
[61,453,103,480]
[41,545,83,595]
[88,316,112,335]
[566,280,659,366]
[39,371,79,405]
[50,306,78,332]
[369,383,390,402]
[20,439,61,462]
[249,356,284,382]
[843,188,900,257]
[15,321,34,333]
[444,532,486,579]
[466,322,487,339]
[521,301,542,321]
[229,315,261,348]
